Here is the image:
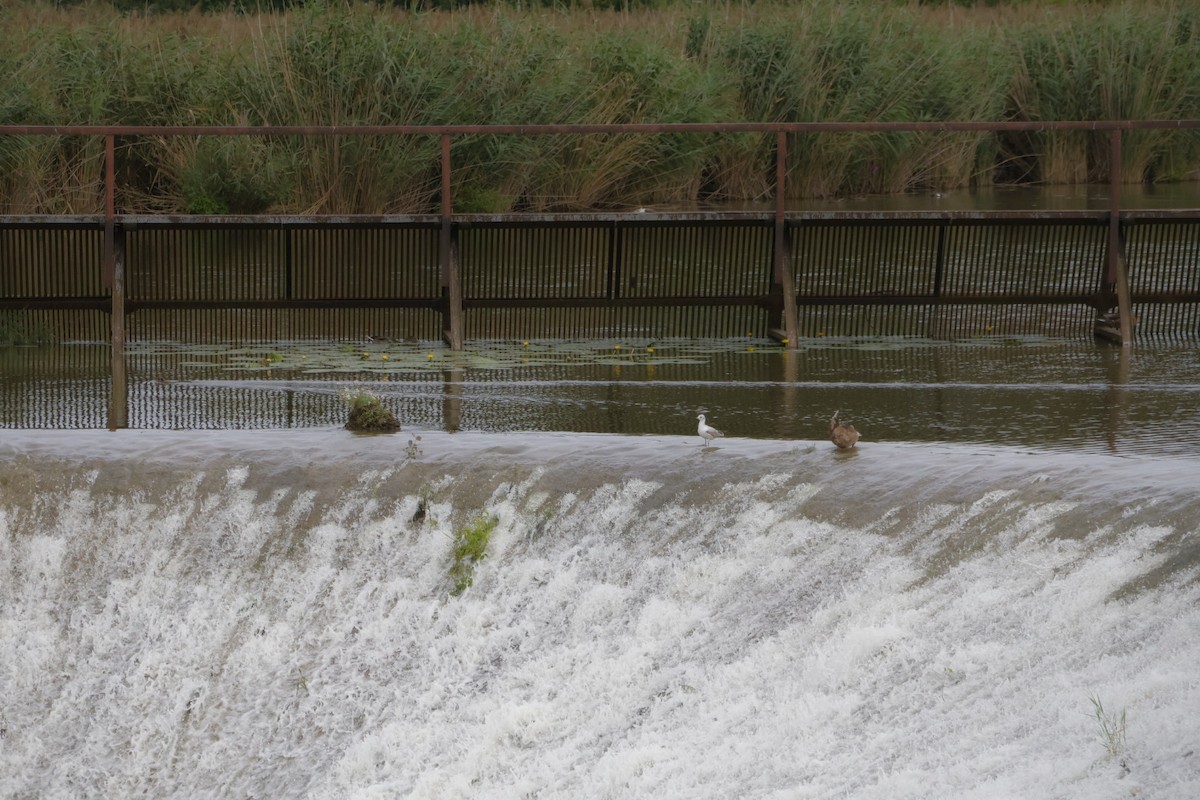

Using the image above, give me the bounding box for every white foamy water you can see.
[2,431,1198,799]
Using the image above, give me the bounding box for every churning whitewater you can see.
[2,430,1198,799]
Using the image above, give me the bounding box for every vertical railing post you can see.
[1098,127,1134,345]
[933,222,947,298]
[773,130,799,348]
[928,220,949,339]
[605,220,623,301]
[105,134,128,430]
[284,227,294,301]
[440,133,464,349]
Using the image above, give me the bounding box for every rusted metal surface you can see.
[1100,130,1135,344]
[3,212,1197,335]
[127,298,442,310]
[1126,222,1200,295]
[0,226,105,298]
[10,209,1200,225]
[1124,218,1200,338]
[459,224,611,300]
[105,134,128,429]
[452,218,775,340]
[465,296,773,309]
[440,133,463,348]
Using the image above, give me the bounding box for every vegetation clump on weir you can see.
[1,1,1198,214]
[341,388,402,433]
[449,514,498,596]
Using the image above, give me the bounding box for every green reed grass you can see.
[0,1,1197,213]
[1088,694,1128,762]
[1009,3,1200,183]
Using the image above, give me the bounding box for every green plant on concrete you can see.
[405,433,423,460]
[1089,694,1128,761]
[449,513,497,596]
[412,484,433,525]
[340,387,401,433]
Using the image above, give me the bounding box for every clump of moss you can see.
[341,389,401,433]
[449,514,498,596]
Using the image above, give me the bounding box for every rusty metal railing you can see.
[4,121,1200,428]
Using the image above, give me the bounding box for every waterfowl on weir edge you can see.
[697,413,724,447]
[830,410,860,450]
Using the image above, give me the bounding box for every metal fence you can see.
[3,122,1200,427]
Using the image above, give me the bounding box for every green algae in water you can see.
[126,338,787,375]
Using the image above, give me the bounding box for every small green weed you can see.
[1089,694,1128,761]
[412,485,432,525]
[405,434,423,460]
[449,514,498,596]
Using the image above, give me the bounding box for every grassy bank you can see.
[1,1,1198,213]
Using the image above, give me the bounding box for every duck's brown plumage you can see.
[830,410,860,449]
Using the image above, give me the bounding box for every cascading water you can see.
[2,429,1198,799]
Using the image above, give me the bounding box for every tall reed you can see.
[0,0,1197,214]
[719,4,1015,197]
[1009,2,1200,183]
[1093,5,1200,182]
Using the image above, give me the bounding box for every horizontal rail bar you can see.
[118,215,442,228]
[0,297,112,311]
[9,292,1197,314]
[1124,291,1200,303]
[464,296,777,309]
[795,294,1095,306]
[3,205,1196,347]
[786,211,1112,223]
[794,293,1200,305]
[3,120,1200,138]
[8,210,1200,228]
[126,298,444,311]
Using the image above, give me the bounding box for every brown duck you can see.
[829,410,860,449]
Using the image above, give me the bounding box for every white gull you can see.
[696,413,724,447]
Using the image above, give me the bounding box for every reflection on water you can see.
[2,337,1198,458]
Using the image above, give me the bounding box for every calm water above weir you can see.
[3,336,1199,459]
[2,184,1198,453]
